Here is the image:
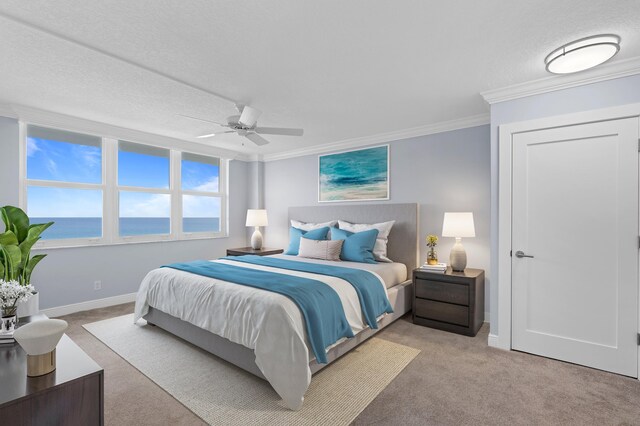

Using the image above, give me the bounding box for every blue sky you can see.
[27,137,220,218]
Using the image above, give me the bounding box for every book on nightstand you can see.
[0,331,15,344]
[418,262,448,273]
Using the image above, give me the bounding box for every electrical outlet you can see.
[94,280,102,290]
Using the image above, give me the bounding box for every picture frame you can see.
[318,144,390,203]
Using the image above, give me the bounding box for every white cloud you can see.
[28,187,102,217]
[193,176,219,192]
[45,158,58,175]
[26,138,40,157]
[73,145,101,170]
[120,193,170,218]
[183,195,220,218]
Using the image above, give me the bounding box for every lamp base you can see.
[27,348,56,377]
[250,228,263,250]
[449,238,467,272]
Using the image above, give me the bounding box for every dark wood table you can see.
[412,268,485,337]
[0,314,104,425]
[226,247,284,256]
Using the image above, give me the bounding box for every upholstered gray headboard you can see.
[288,203,419,271]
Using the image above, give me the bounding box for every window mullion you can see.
[18,122,27,210]
[104,138,118,243]
[24,180,104,190]
[116,186,172,194]
[171,150,182,239]
[222,158,229,237]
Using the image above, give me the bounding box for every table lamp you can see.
[246,209,268,249]
[13,319,68,377]
[442,212,475,272]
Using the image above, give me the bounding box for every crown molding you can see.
[235,153,261,162]
[0,103,17,118]
[262,113,490,162]
[481,55,640,105]
[4,103,243,160]
[1,103,489,163]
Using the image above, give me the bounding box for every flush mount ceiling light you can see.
[545,34,620,74]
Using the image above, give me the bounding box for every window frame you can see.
[19,122,228,249]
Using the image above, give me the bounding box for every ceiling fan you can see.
[179,105,304,146]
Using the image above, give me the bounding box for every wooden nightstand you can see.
[226,247,284,256]
[412,268,484,337]
[0,314,104,424]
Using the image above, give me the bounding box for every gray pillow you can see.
[298,238,344,261]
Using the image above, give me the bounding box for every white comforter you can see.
[133,255,389,410]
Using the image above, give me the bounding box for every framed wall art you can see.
[318,145,389,202]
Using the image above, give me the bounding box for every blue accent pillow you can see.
[284,226,330,255]
[330,227,379,264]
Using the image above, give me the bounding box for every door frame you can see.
[496,103,640,378]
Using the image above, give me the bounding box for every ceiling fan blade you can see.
[177,114,228,127]
[238,106,262,128]
[196,130,235,139]
[196,133,216,139]
[245,132,270,146]
[254,127,304,136]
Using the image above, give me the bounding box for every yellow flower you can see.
[426,234,438,247]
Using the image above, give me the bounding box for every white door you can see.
[511,117,639,377]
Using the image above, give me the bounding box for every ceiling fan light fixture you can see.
[238,105,262,128]
[545,34,620,74]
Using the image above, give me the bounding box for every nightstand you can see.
[412,268,484,336]
[226,247,284,256]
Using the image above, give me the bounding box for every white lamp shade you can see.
[442,212,475,238]
[246,209,268,227]
[13,319,68,355]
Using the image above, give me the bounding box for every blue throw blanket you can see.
[162,260,353,363]
[224,255,394,329]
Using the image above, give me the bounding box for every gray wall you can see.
[489,74,640,335]
[264,125,491,318]
[0,116,251,309]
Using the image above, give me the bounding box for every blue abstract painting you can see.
[319,145,389,202]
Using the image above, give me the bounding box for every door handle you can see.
[515,250,534,259]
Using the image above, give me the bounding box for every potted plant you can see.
[0,280,35,332]
[0,206,53,317]
[426,234,438,265]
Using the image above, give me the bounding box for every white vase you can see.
[1,314,17,333]
[17,291,40,318]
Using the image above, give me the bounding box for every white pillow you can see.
[338,220,395,262]
[290,219,338,231]
[298,238,343,261]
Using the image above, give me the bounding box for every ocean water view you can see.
[33,217,220,239]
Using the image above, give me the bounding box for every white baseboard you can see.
[488,333,499,348]
[42,292,137,318]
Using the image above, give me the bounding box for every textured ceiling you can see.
[0,1,639,156]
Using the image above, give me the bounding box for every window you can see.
[25,125,103,240]
[118,142,171,238]
[21,124,227,247]
[181,153,221,233]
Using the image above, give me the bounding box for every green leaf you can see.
[23,254,46,285]
[27,222,54,241]
[0,230,19,246]
[0,261,4,279]
[19,237,39,267]
[1,206,30,243]
[1,245,22,281]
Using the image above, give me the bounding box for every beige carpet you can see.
[84,314,420,426]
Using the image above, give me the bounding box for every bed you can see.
[134,203,418,410]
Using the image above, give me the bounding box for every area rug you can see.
[84,314,420,426]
